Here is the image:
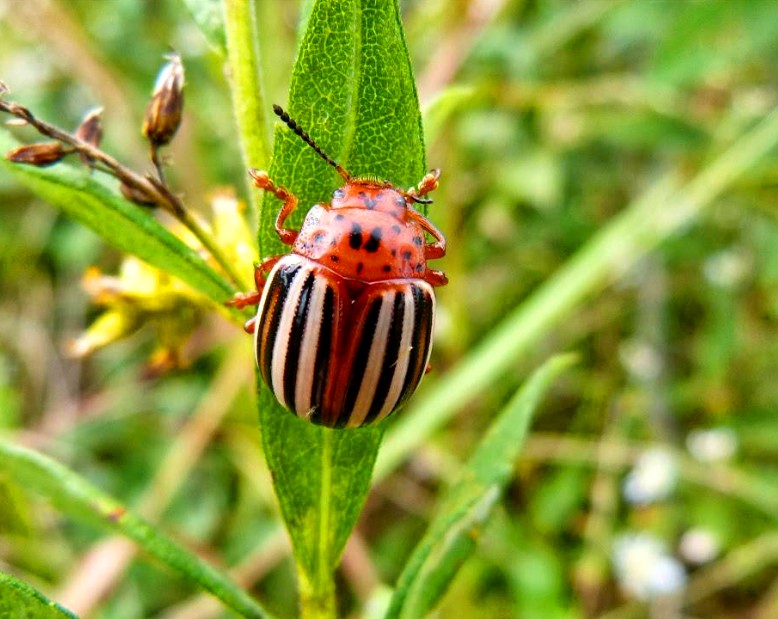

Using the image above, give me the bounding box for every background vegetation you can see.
[1,0,777,617]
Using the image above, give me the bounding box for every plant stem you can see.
[298,430,337,619]
[298,568,337,619]
[223,0,271,214]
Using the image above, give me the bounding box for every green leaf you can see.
[386,354,577,619]
[254,0,427,614]
[0,130,240,316]
[259,0,426,257]
[0,439,272,619]
[0,571,78,619]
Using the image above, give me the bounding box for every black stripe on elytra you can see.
[259,262,302,387]
[364,291,405,424]
[282,270,315,412]
[398,285,433,407]
[340,297,383,427]
[349,222,363,249]
[308,282,335,425]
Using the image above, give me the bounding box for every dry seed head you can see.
[6,141,69,166]
[142,52,185,146]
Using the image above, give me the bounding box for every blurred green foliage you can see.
[1,0,777,617]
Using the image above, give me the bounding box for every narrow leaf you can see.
[256,0,427,608]
[0,130,240,317]
[386,354,577,619]
[0,572,78,619]
[0,439,271,619]
[260,0,426,257]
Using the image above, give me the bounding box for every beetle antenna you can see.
[273,105,350,181]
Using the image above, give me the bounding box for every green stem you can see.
[298,565,337,619]
[299,431,337,619]
[376,105,778,480]
[223,0,271,211]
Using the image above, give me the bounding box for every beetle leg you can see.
[408,169,440,199]
[423,268,448,287]
[243,316,258,334]
[407,209,446,260]
[249,169,299,246]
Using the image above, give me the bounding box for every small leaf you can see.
[0,130,240,316]
[0,571,78,619]
[386,354,577,619]
[256,0,428,609]
[0,439,271,619]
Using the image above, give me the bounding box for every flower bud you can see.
[6,141,68,166]
[74,107,103,168]
[142,52,185,147]
[75,107,103,147]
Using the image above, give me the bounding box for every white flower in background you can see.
[703,249,750,289]
[612,533,687,601]
[686,428,737,463]
[623,447,677,505]
[619,339,663,382]
[679,528,720,565]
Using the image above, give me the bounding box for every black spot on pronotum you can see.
[391,224,402,234]
[412,236,423,246]
[334,214,346,221]
[349,222,363,249]
[330,255,340,262]
[364,227,382,252]
[402,250,412,260]
[383,264,392,272]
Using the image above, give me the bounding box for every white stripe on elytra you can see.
[347,291,395,427]
[270,259,310,411]
[373,287,416,424]
[295,273,328,415]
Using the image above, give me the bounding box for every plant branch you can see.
[0,93,249,290]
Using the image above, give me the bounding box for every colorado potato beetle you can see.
[229,105,447,428]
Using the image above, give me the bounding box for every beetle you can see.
[228,105,447,428]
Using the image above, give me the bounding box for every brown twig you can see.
[0,93,248,290]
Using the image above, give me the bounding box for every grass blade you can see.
[0,438,272,619]
[386,354,577,618]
